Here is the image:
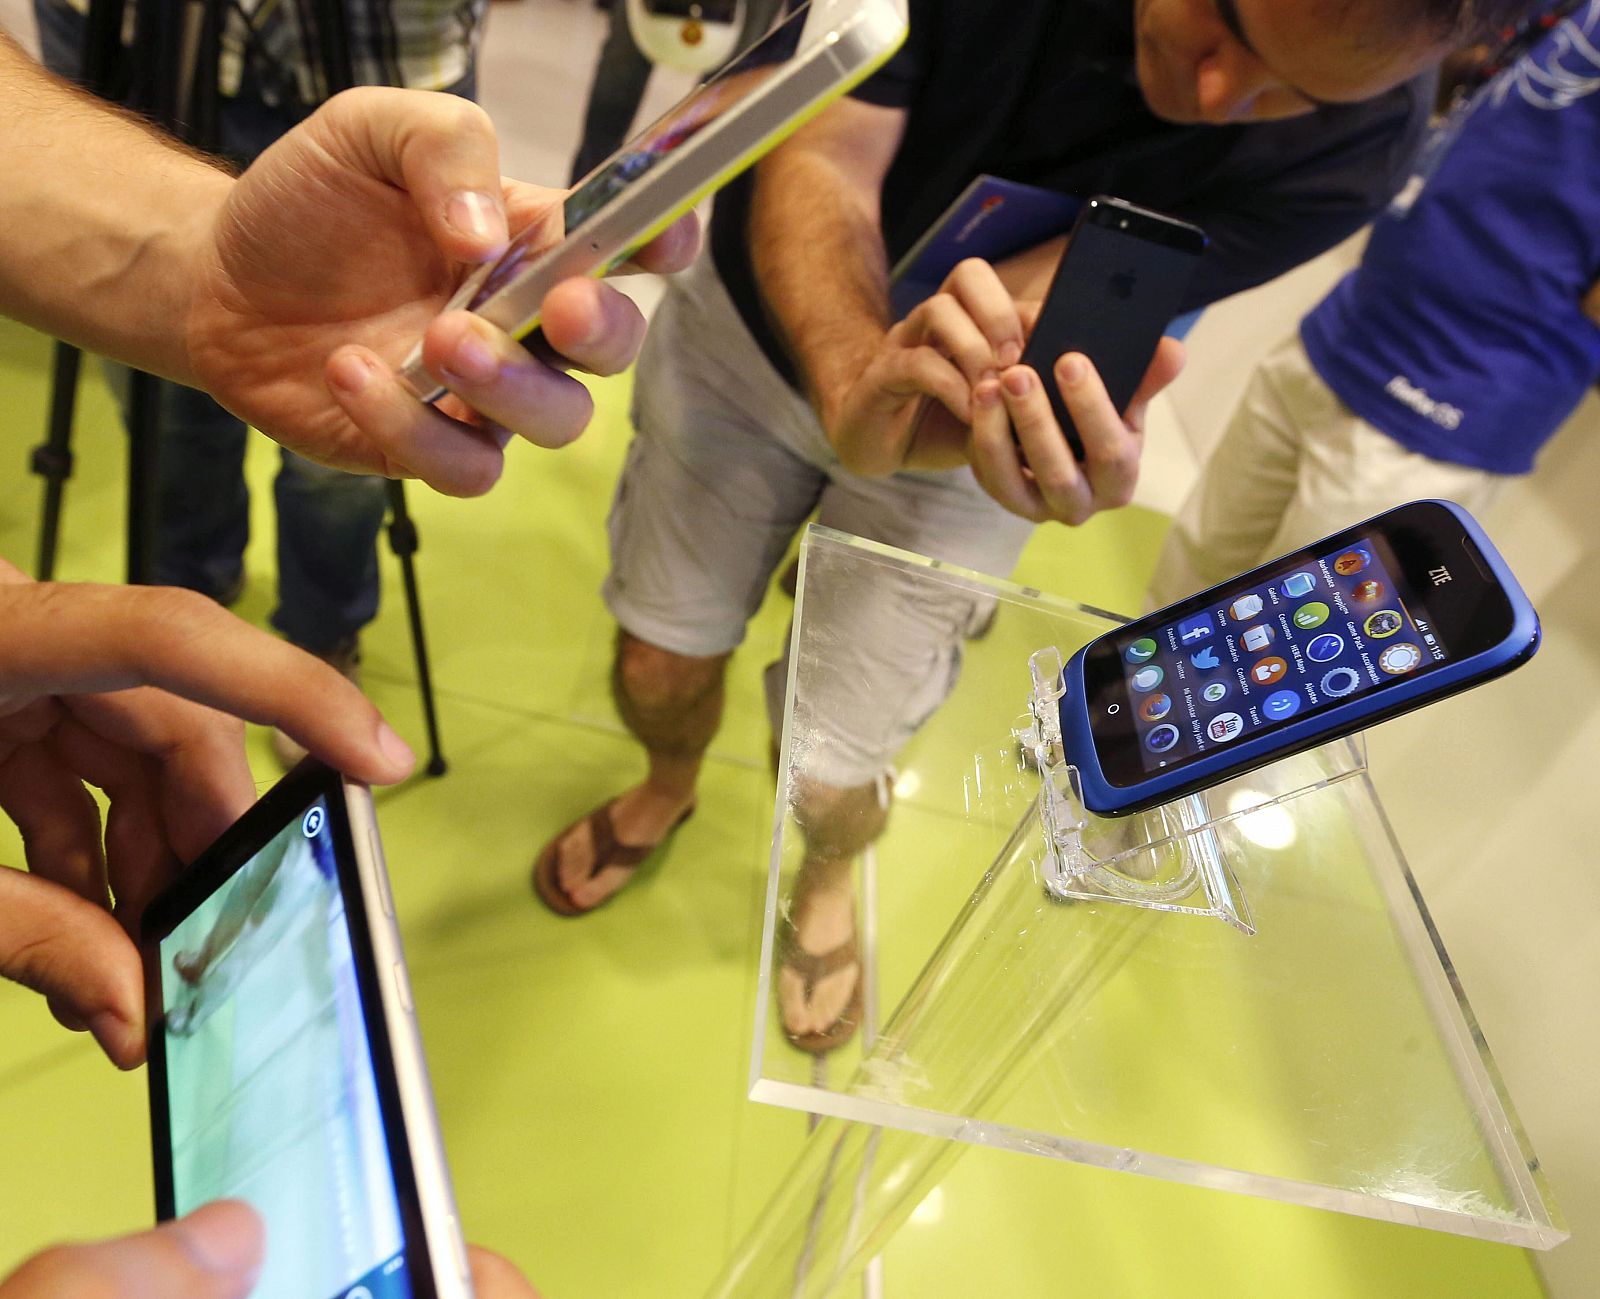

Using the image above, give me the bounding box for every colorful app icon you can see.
[1282,571,1316,598]
[1263,689,1301,720]
[1334,548,1371,576]
[1146,724,1181,753]
[1177,614,1214,645]
[1202,681,1229,704]
[1131,665,1165,692]
[1241,624,1275,652]
[1206,712,1245,743]
[1351,579,1385,603]
[1293,601,1331,630]
[1321,666,1362,697]
[1306,632,1345,662]
[1379,642,1423,675]
[1139,692,1173,721]
[1364,609,1403,639]
[1125,637,1159,664]
[1250,656,1288,686]
[1229,594,1264,620]
[1191,645,1221,670]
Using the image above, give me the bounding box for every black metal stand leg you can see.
[125,369,161,585]
[384,480,448,777]
[31,342,81,581]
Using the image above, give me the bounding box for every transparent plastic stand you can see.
[706,526,1564,1299]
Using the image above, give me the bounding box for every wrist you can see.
[806,326,889,436]
[166,171,236,388]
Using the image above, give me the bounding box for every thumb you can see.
[314,85,515,264]
[1125,335,1186,430]
[0,1201,264,1299]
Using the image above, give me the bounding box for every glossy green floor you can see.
[0,317,1546,1298]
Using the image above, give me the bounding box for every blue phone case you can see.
[1058,500,1540,816]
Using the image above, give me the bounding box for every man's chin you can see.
[1142,88,1203,124]
[1132,59,1199,124]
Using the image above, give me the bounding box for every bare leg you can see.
[549,629,731,911]
[778,776,889,1044]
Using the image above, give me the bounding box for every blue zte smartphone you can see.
[1058,500,1540,817]
[142,760,473,1299]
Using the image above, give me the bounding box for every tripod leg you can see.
[384,480,448,776]
[125,369,162,585]
[31,342,81,582]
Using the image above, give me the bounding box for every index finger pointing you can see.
[0,584,414,786]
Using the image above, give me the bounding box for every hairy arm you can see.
[0,33,229,384]
[747,95,906,439]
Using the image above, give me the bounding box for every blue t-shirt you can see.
[1301,7,1600,474]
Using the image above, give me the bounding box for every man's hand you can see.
[187,87,699,497]
[0,564,415,1068]
[0,1200,544,1297]
[0,1201,264,1299]
[824,256,1186,526]
[968,338,1184,526]
[1584,274,1600,328]
[827,259,1029,475]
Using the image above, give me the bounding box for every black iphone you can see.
[1019,196,1206,458]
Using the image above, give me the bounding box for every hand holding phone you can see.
[835,254,1185,528]
[1058,500,1540,816]
[1018,196,1205,461]
[399,0,908,401]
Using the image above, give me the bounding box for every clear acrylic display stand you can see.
[706,526,1564,1299]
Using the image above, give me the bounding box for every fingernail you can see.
[1003,368,1032,397]
[445,189,508,250]
[975,381,1001,409]
[328,352,374,396]
[174,1203,264,1277]
[444,327,499,385]
[377,723,416,775]
[998,340,1022,368]
[1060,355,1087,386]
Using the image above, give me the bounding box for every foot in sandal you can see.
[533,784,695,916]
[777,858,862,1053]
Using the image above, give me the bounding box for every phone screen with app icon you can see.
[1112,535,1442,775]
[1067,500,1538,814]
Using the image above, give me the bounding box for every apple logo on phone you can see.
[1110,270,1138,299]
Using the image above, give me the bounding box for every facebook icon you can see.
[1177,613,1214,645]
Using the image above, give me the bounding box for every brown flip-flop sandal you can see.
[532,797,695,917]
[779,918,864,1055]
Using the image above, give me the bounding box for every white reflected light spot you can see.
[909,1186,945,1228]
[894,769,923,800]
[1226,790,1298,851]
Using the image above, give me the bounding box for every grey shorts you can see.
[602,258,1035,787]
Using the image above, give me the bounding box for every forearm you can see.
[0,33,231,383]
[747,101,903,433]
